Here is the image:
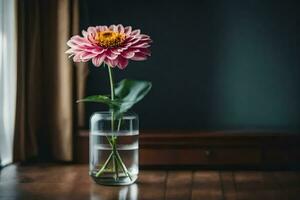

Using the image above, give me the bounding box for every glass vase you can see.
[89,111,139,185]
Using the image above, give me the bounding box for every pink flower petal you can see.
[117,56,129,69]
[140,34,151,39]
[131,29,141,37]
[127,37,141,45]
[131,52,147,61]
[124,26,132,35]
[109,24,118,32]
[88,26,97,33]
[80,51,97,60]
[101,26,108,31]
[132,43,151,48]
[66,25,152,67]
[73,53,81,62]
[82,30,88,38]
[92,54,105,67]
[110,48,121,55]
[65,48,74,54]
[136,48,151,56]
[105,57,118,67]
[121,50,135,59]
[105,49,118,60]
[117,24,124,34]
[67,36,95,50]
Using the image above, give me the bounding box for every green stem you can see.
[107,64,118,178]
[117,118,122,132]
[107,64,115,101]
[113,144,119,180]
[114,115,132,180]
[95,151,113,177]
[95,64,132,181]
[115,150,132,180]
[107,64,115,137]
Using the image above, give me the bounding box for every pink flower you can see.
[66,24,152,69]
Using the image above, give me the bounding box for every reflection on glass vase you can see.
[89,111,139,185]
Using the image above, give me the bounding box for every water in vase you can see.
[90,130,139,185]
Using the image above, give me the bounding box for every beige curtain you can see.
[14,0,87,161]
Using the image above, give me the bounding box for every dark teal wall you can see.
[81,0,300,131]
[213,1,300,130]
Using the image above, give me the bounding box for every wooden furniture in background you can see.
[1,164,300,199]
[76,130,300,167]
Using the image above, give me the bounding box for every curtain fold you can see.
[72,0,89,128]
[0,0,17,166]
[14,0,83,161]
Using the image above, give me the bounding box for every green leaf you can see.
[76,79,152,117]
[114,79,152,113]
[76,95,119,108]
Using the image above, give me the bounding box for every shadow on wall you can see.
[81,0,300,131]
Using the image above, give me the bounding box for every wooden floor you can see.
[1,164,300,200]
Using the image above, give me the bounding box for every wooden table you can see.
[1,164,300,200]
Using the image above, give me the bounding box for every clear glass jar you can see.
[89,111,139,185]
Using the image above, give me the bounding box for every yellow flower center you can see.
[95,31,126,48]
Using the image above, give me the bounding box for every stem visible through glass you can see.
[107,64,118,180]
[95,63,132,180]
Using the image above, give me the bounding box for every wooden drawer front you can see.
[263,147,300,165]
[140,147,261,165]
